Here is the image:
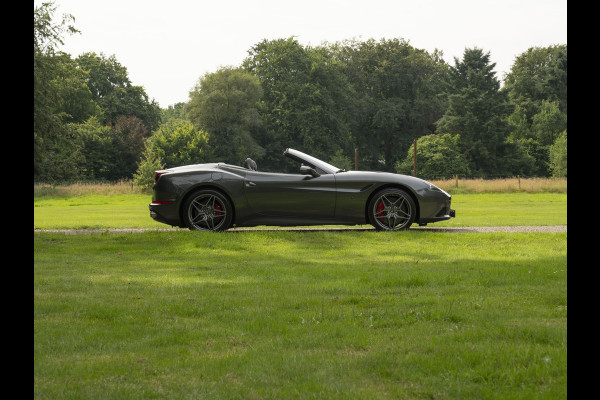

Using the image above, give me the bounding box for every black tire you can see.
[367,188,416,231]
[182,189,233,231]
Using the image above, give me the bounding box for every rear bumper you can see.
[149,203,181,227]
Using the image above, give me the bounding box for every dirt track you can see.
[34,226,566,234]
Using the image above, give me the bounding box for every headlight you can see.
[429,183,450,197]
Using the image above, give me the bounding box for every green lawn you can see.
[34,230,567,399]
[34,190,567,398]
[33,192,567,229]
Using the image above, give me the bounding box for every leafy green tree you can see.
[74,116,116,180]
[503,45,567,123]
[186,67,264,166]
[243,38,352,171]
[436,48,516,176]
[331,38,448,171]
[531,100,567,147]
[548,130,567,178]
[34,1,84,181]
[328,149,354,171]
[504,45,567,177]
[111,115,151,179]
[396,134,469,179]
[75,115,150,180]
[48,52,99,123]
[161,102,188,123]
[76,52,162,131]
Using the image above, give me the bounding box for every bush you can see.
[133,119,212,189]
[133,146,165,189]
[396,134,470,179]
[146,119,211,168]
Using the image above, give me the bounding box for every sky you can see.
[36,0,567,108]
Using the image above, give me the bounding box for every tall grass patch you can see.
[34,180,144,197]
[430,177,567,194]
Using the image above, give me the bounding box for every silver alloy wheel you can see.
[371,190,414,230]
[187,193,228,231]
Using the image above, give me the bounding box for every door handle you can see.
[245,181,256,187]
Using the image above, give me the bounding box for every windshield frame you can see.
[283,148,341,174]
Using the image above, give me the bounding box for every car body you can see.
[149,148,455,231]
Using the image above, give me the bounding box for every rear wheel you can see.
[182,189,232,231]
[368,188,416,231]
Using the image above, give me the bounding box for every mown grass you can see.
[34,230,566,399]
[33,179,567,398]
[33,192,567,229]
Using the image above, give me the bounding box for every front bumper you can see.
[418,209,455,225]
[417,191,455,225]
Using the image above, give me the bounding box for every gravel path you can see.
[34,226,566,234]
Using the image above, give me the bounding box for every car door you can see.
[243,171,336,219]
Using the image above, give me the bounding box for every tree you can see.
[74,115,150,180]
[548,130,567,178]
[74,116,116,180]
[76,52,162,131]
[331,38,448,171]
[328,149,354,171]
[161,102,188,122]
[503,46,567,176]
[435,48,515,176]
[111,116,151,179]
[396,134,469,179]
[531,100,567,147]
[503,45,567,121]
[186,67,264,165]
[243,38,352,171]
[34,1,83,181]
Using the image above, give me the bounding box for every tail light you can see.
[154,170,169,183]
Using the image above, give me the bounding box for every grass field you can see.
[33,192,567,229]
[34,180,567,399]
[34,230,566,399]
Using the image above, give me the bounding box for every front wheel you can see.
[367,188,416,231]
[182,189,233,231]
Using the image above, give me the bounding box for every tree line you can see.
[34,2,567,185]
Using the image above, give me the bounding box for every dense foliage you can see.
[34,2,566,184]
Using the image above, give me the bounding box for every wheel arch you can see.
[363,183,420,224]
[178,183,236,228]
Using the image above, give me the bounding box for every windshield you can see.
[283,148,342,174]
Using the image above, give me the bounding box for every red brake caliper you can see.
[215,203,222,223]
[377,201,384,223]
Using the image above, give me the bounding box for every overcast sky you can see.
[36,0,567,108]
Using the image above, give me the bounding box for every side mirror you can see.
[300,165,320,178]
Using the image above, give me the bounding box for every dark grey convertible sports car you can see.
[149,148,455,231]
